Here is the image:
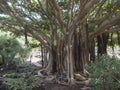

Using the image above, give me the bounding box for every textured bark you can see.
[73,30,81,72]
[89,38,95,62]
[97,33,109,56]
[80,30,89,73]
[51,46,57,74]
[43,48,48,68]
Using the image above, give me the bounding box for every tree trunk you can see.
[44,26,90,84]
[73,30,81,72]
[97,33,109,56]
[117,31,120,46]
[41,45,44,68]
[89,38,95,62]
[24,26,28,45]
[51,46,57,74]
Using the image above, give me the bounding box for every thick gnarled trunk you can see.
[44,26,90,84]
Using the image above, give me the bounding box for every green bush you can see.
[3,73,25,78]
[0,36,30,68]
[4,75,38,90]
[86,55,120,90]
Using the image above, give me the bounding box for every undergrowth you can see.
[86,55,120,90]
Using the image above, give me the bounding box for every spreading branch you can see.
[90,14,120,38]
[50,0,66,35]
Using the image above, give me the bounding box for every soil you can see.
[32,83,91,90]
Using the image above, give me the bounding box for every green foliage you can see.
[0,36,21,65]
[103,0,120,14]
[86,55,120,90]
[19,46,31,62]
[1,61,39,90]
[17,65,39,73]
[3,73,25,78]
[4,75,38,90]
[28,38,40,48]
[0,35,30,67]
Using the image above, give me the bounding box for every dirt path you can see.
[26,49,42,67]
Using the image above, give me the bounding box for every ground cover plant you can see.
[86,55,120,90]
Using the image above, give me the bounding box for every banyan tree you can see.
[0,0,120,84]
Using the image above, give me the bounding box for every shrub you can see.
[0,36,30,68]
[4,75,38,90]
[3,73,25,78]
[86,55,120,90]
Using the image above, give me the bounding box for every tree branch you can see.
[0,0,53,46]
[68,0,98,40]
[28,29,50,50]
[50,0,66,35]
[104,26,120,33]
[90,14,120,38]
[68,0,98,31]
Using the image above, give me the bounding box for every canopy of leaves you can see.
[0,0,120,48]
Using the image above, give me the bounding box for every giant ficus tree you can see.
[0,0,120,84]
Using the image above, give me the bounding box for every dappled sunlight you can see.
[107,46,120,59]
[0,0,120,90]
[26,49,42,67]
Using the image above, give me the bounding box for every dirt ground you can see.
[32,83,91,90]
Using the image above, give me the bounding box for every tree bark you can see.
[89,38,95,62]
[97,33,109,56]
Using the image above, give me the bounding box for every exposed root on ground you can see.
[74,73,86,81]
[36,69,91,86]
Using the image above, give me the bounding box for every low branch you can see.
[90,14,120,38]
